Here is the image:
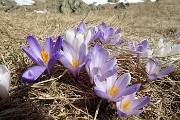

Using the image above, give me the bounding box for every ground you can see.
[0,0,180,120]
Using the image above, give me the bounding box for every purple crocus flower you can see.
[146,58,175,81]
[85,43,117,84]
[58,40,86,79]
[22,36,62,82]
[127,40,148,57]
[94,72,141,102]
[116,93,151,117]
[99,22,123,46]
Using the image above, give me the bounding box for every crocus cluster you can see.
[21,22,176,117]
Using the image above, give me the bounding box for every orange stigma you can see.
[72,58,78,69]
[110,85,119,97]
[122,100,131,112]
[152,70,158,75]
[41,50,49,64]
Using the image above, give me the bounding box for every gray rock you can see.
[0,0,17,12]
[108,0,119,3]
[58,0,106,14]
[114,2,126,9]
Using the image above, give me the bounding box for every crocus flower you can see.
[22,36,62,82]
[94,72,141,102]
[146,58,175,81]
[58,40,86,79]
[85,43,117,84]
[127,39,148,57]
[116,93,151,117]
[0,65,10,98]
[65,22,99,49]
[99,22,123,46]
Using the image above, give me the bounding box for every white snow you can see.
[81,0,156,5]
[14,0,35,6]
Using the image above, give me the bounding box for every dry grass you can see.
[0,0,180,120]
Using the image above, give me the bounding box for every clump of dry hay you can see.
[0,1,180,120]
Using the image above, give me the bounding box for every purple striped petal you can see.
[53,36,62,53]
[146,59,157,74]
[62,40,76,59]
[130,96,151,110]
[78,43,87,65]
[22,47,40,65]
[58,54,75,76]
[115,28,121,34]
[115,73,131,90]
[94,88,108,100]
[141,40,148,49]
[77,22,86,33]
[44,37,53,57]
[147,74,157,81]
[99,22,107,31]
[22,66,46,82]
[158,66,175,78]
[100,67,118,81]
[105,27,114,39]
[120,83,141,96]
[117,110,128,117]
[127,110,144,116]
[47,53,58,76]
[27,36,42,59]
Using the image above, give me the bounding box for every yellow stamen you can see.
[122,100,131,112]
[152,70,158,75]
[41,50,49,64]
[84,33,87,38]
[72,58,78,69]
[110,85,119,97]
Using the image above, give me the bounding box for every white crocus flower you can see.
[153,38,180,57]
[0,65,10,98]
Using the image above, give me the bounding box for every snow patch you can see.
[14,0,35,6]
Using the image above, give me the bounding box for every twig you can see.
[31,69,68,87]
[69,103,93,119]
[93,99,103,120]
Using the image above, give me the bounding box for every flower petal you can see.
[130,96,151,110]
[58,54,76,77]
[94,88,108,100]
[0,65,10,98]
[64,29,75,45]
[115,73,131,90]
[22,47,40,65]
[27,36,42,59]
[120,83,141,96]
[44,37,53,57]
[158,66,175,78]
[53,36,62,53]
[127,110,144,116]
[47,53,58,76]
[77,22,86,33]
[100,67,118,82]
[117,110,128,117]
[22,66,46,82]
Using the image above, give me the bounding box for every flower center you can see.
[152,70,158,75]
[41,50,49,64]
[122,100,131,112]
[110,85,118,97]
[72,58,78,69]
